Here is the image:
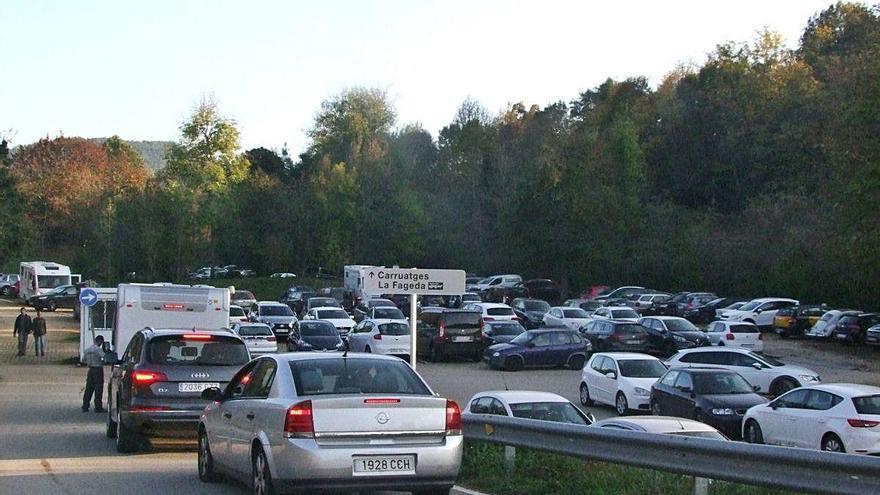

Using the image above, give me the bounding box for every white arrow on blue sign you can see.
[79,288,98,307]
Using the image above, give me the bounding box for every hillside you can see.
[90,138,172,172]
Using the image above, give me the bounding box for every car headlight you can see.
[673,335,688,344]
[711,408,735,415]
[634,387,650,396]
[492,352,501,357]
[799,374,819,383]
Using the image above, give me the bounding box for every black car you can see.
[579,320,650,352]
[30,284,78,311]
[639,317,710,357]
[510,298,551,329]
[522,279,563,305]
[417,308,483,361]
[106,328,250,452]
[650,367,768,439]
[279,286,317,316]
[674,293,717,317]
[651,292,689,316]
[287,320,344,351]
[683,297,746,324]
[481,320,526,347]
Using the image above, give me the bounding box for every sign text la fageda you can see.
[363,268,466,296]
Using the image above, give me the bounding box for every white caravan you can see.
[19,261,80,303]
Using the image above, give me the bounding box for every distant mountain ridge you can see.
[90,138,172,172]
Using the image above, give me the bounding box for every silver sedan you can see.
[197,352,463,494]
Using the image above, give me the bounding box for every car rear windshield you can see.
[317,309,350,319]
[234,291,255,299]
[509,402,588,425]
[369,299,396,308]
[289,358,430,396]
[237,325,273,336]
[853,395,880,415]
[614,324,647,336]
[442,312,481,328]
[664,319,698,332]
[146,336,249,366]
[618,360,666,378]
[379,323,409,335]
[374,307,405,319]
[310,297,338,306]
[610,309,639,319]
[730,324,758,334]
[262,305,293,316]
[229,306,246,317]
[300,322,338,336]
[487,307,515,316]
[487,322,525,336]
[523,301,550,311]
[562,309,589,319]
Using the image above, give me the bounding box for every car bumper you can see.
[126,409,203,439]
[437,341,482,355]
[865,333,880,346]
[703,414,744,440]
[270,435,462,492]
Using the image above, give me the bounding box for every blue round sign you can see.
[79,288,99,307]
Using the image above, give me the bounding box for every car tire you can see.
[579,383,594,406]
[106,407,117,439]
[615,392,629,416]
[252,445,277,495]
[1,286,9,296]
[504,355,524,372]
[198,428,221,483]
[413,488,453,495]
[568,354,585,370]
[769,377,798,398]
[744,419,763,444]
[821,433,845,453]
[364,346,372,353]
[47,301,56,312]
[651,400,661,416]
[115,410,138,453]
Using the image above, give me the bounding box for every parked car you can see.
[522,279,564,305]
[417,308,483,362]
[772,305,828,338]
[304,297,341,314]
[251,301,298,339]
[353,298,398,322]
[302,307,356,339]
[650,367,768,439]
[666,347,821,397]
[591,286,647,302]
[483,283,529,304]
[348,318,412,361]
[805,310,861,340]
[743,383,880,454]
[484,328,590,371]
[269,272,296,278]
[592,416,727,440]
[704,321,763,352]
[638,316,710,357]
[510,298,551,329]
[286,320,345,352]
[230,290,257,310]
[580,352,667,415]
[279,286,318,316]
[230,322,278,355]
[0,273,20,296]
[562,298,603,314]
[470,274,523,296]
[543,306,592,332]
[481,320,526,347]
[591,306,640,322]
[462,302,519,327]
[30,284,78,311]
[648,291,689,316]
[106,328,250,452]
[832,313,880,344]
[464,391,594,425]
[631,294,670,314]
[684,297,747,324]
[447,292,482,309]
[718,298,799,330]
[580,320,650,353]
[197,353,462,493]
[228,305,249,326]
[864,323,880,349]
[674,292,717,317]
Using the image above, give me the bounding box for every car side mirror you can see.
[753,384,761,392]
[678,386,692,394]
[201,387,223,402]
[605,371,617,380]
[755,309,763,314]
[526,342,536,348]
[769,402,778,410]
[751,363,763,370]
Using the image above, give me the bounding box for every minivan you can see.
[417,308,484,362]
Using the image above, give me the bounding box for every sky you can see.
[0,0,844,153]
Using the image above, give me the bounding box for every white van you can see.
[112,283,231,356]
[19,261,80,303]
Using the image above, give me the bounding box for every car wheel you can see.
[364,346,372,353]
[412,488,453,495]
[744,419,763,444]
[504,355,524,372]
[252,445,277,495]
[822,433,845,453]
[579,383,594,406]
[651,400,662,416]
[47,301,56,312]
[106,407,117,439]
[115,409,138,453]
[198,428,221,482]
[1,286,9,296]
[615,392,629,416]
[568,354,585,370]
[770,377,798,398]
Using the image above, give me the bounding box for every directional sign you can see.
[363,268,466,295]
[79,288,98,307]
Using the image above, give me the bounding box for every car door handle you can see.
[223,412,232,419]
[246,412,255,420]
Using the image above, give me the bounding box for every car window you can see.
[618,359,666,378]
[378,322,409,335]
[261,305,294,316]
[591,356,606,373]
[509,402,588,425]
[728,353,762,368]
[610,308,639,319]
[226,360,260,400]
[563,309,589,319]
[289,358,431,396]
[230,306,246,317]
[774,389,809,409]
[374,307,405,319]
[804,390,842,411]
[471,397,492,414]
[708,323,723,333]
[659,370,680,387]
[489,399,507,416]
[852,395,880,414]
[679,351,726,365]
[317,309,350,319]
[443,312,481,327]
[243,359,277,398]
[550,332,571,345]
[673,372,694,391]
[299,322,338,336]
[532,333,552,347]
[237,325,273,336]
[730,324,758,334]
[487,307,515,316]
[147,335,250,366]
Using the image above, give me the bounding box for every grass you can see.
[459,442,806,495]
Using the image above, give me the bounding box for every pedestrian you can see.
[31,309,47,357]
[81,335,106,413]
[13,307,31,356]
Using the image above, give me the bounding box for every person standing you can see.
[31,309,47,357]
[13,307,31,356]
[81,335,106,412]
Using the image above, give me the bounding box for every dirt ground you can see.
[0,297,80,365]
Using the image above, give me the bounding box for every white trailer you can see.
[19,261,80,303]
[78,287,118,360]
[112,283,231,355]
[344,265,380,303]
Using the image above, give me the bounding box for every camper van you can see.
[343,265,380,306]
[19,261,80,304]
[112,283,231,356]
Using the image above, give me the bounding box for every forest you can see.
[0,3,878,309]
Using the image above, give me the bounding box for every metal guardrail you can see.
[462,415,880,495]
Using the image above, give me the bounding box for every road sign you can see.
[362,268,465,296]
[79,288,98,307]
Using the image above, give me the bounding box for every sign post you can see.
[362,268,466,370]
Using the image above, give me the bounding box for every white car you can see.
[269,272,296,278]
[591,306,640,323]
[718,298,798,329]
[304,306,356,339]
[228,304,249,326]
[463,390,594,425]
[804,310,860,340]
[715,301,746,319]
[592,416,727,440]
[230,322,278,355]
[705,320,764,352]
[580,353,667,415]
[543,307,592,331]
[469,274,522,294]
[743,384,880,454]
[632,294,669,313]
[348,318,412,360]
[462,302,518,324]
[666,347,820,397]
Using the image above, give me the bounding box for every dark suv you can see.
[106,328,250,452]
[416,308,483,361]
[279,286,317,315]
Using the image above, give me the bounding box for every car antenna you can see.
[500,368,510,392]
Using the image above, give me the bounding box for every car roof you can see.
[646,316,688,321]
[593,416,720,434]
[810,383,880,397]
[258,301,288,306]
[748,297,798,303]
[527,327,572,334]
[274,352,403,363]
[312,306,347,312]
[474,390,570,404]
[676,346,750,354]
[145,328,239,337]
[363,318,409,324]
[605,306,636,310]
[594,352,659,361]
[474,303,512,309]
[678,367,740,375]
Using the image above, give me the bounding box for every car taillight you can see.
[285,400,314,437]
[373,334,382,340]
[445,399,462,435]
[267,336,276,342]
[439,322,447,338]
[725,333,735,340]
[182,334,213,340]
[847,419,880,428]
[133,370,167,385]
[758,333,763,340]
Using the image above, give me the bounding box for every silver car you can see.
[231,323,278,355]
[198,353,462,494]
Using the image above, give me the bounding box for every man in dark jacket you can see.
[13,308,31,356]
[31,310,47,357]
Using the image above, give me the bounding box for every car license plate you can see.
[741,343,754,348]
[868,337,878,343]
[625,340,640,345]
[453,336,473,343]
[352,455,416,475]
[179,382,219,393]
[836,334,847,339]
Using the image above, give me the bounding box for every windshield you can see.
[146,335,250,366]
[562,309,589,319]
[38,275,69,289]
[237,325,273,337]
[374,307,405,319]
[579,301,602,311]
[610,308,639,319]
[523,301,550,311]
[289,358,431,396]
[739,301,761,311]
[487,307,515,316]
[853,396,880,415]
[443,312,481,327]
[261,305,293,316]
[509,402,589,425]
[693,373,754,394]
[48,285,69,294]
[510,332,532,345]
[229,306,246,317]
[665,319,698,332]
[233,291,254,299]
[317,309,350,319]
[618,360,666,378]
[487,322,525,336]
[369,300,396,308]
[379,322,410,335]
[310,298,338,307]
[300,322,338,337]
